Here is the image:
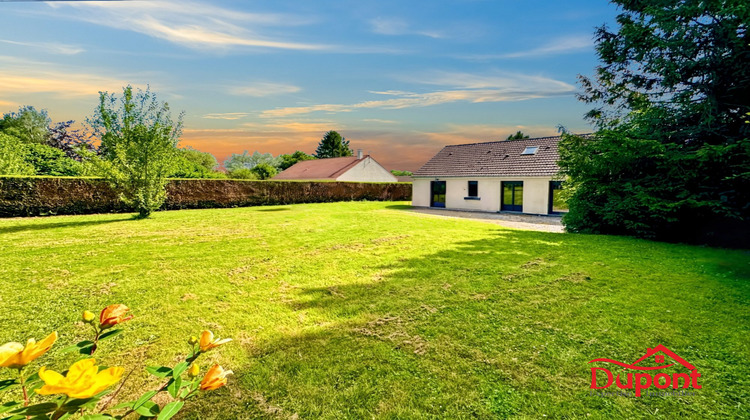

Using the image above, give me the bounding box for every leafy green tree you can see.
[559,1,750,245]
[22,143,84,176]
[506,131,529,140]
[87,85,183,218]
[223,151,281,174]
[251,162,278,180]
[390,170,412,176]
[0,106,51,144]
[170,147,220,178]
[278,150,315,171]
[314,130,352,158]
[0,133,34,175]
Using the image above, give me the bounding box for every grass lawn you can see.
[0,201,748,419]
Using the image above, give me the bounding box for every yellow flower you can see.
[199,330,231,352]
[99,304,133,329]
[0,332,58,369]
[36,359,123,399]
[188,364,200,378]
[82,311,96,323]
[187,336,198,346]
[199,364,232,391]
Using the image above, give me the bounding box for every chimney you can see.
[357,149,363,159]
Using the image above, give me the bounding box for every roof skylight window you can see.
[521,146,538,155]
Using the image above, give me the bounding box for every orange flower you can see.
[199,364,232,391]
[99,304,133,329]
[0,332,57,369]
[199,330,231,352]
[36,359,123,399]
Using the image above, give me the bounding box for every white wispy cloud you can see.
[459,35,593,60]
[48,0,327,51]
[230,82,301,97]
[261,71,575,117]
[202,113,250,120]
[0,40,84,55]
[369,17,444,39]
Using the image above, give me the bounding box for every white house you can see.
[412,136,569,215]
[274,150,397,182]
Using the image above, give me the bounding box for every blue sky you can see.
[0,0,618,170]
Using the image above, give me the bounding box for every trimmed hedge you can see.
[0,177,412,217]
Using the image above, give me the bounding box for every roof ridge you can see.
[443,133,592,148]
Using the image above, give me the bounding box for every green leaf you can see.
[0,402,21,415]
[167,377,182,399]
[134,401,160,417]
[60,340,95,354]
[110,400,136,410]
[60,398,95,412]
[131,390,157,410]
[81,415,114,420]
[156,401,183,420]
[0,379,18,392]
[145,366,172,378]
[98,329,123,341]
[171,362,188,378]
[10,402,58,416]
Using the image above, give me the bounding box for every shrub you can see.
[22,143,84,176]
[250,162,277,180]
[0,133,34,175]
[227,168,258,180]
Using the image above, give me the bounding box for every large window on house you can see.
[467,181,478,198]
[549,181,568,214]
[501,181,523,211]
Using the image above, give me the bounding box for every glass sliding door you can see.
[430,181,446,208]
[549,181,568,214]
[501,181,523,212]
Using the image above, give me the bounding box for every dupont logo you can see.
[588,344,701,397]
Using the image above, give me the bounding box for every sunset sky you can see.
[0,0,618,171]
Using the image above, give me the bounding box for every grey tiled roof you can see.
[414,136,568,177]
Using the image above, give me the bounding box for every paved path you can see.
[406,208,565,233]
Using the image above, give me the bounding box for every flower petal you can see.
[0,342,24,367]
[199,330,214,351]
[38,367,65,386]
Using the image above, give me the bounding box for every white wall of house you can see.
[412,177,556,215]
[412,179,432,207]
[336,157,397,182]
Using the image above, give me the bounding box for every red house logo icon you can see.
[588,344,701,397]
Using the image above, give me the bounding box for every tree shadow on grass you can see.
[0,217,132,235]
[189,230,749,419]
[384,204,413,210]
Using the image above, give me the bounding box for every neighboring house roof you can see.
[274,156,362,180]
[414,135,573,178]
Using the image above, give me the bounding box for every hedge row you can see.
[0,177,412,217]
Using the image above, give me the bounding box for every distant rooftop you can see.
[274,156,364,180]
[414,135,579,178]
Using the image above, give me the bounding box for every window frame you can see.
[521,146,539,155]
[465,180,479,199]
